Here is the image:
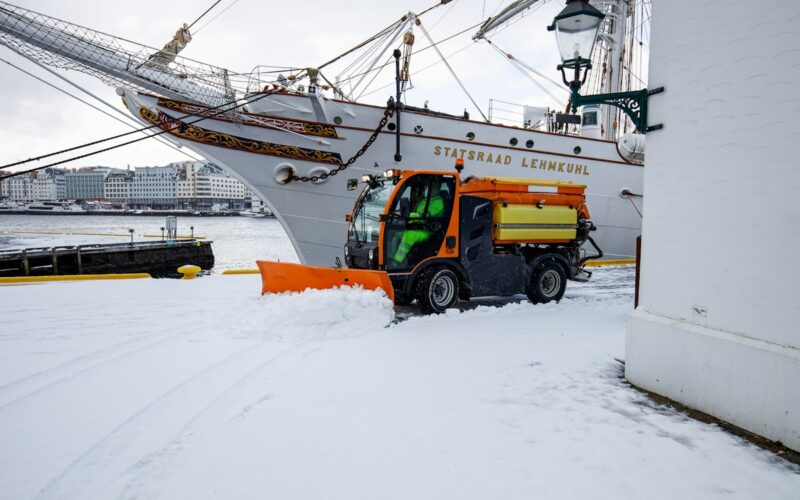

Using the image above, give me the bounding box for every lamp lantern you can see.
[548,0,605,68]
[547,0,664,134]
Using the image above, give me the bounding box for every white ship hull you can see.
[123,91,643,267]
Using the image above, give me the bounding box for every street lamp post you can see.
[548,0,664,133]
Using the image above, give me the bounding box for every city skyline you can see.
[1,160,265,211]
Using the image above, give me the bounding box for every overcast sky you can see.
[0,0,568,171]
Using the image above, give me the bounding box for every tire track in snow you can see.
[118,338,318,500]
[0,335,148,394]
[0,335,179,413]
[32,336,312,500]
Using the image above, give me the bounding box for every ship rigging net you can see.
[0,1,241,107]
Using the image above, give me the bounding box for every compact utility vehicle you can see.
[258,160,601,313]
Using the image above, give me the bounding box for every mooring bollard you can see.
[177,264,201,280]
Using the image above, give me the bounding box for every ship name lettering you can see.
[520,156,590,176]
[432,145,535,170]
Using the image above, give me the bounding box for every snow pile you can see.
[229,286,395,340]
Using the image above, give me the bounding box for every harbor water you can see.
[0,215,298,271]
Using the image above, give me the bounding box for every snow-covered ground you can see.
[1,268,798,499]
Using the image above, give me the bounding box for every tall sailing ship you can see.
[0,0,650,266]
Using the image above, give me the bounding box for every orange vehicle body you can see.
[375,169,590,266]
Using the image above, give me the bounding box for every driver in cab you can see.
[391,180,445,267]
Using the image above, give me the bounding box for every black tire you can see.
[416,267,460,314]
[527,260,567,304]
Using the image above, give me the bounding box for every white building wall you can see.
[104,174,131,201]
[31,170,64,201]
[1,176,31,201]
[626,0,800,451]
[130,166,177,206]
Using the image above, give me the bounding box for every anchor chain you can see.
[291,105,395,183]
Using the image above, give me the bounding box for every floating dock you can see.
[0,240,214,278]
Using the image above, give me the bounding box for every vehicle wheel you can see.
[416,267,460,314]
[527,260,567,304]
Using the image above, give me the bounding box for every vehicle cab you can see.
[345,169,458,274]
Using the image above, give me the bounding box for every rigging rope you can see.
[333,19,484,91]
[360,41,474,98]
[187,0,224,30]
[484,38,566,106]
[355,53,394,102]
[318,18,404,71]
[417,20,488,122]
[429,0,459,32]
[193,0,242,34]
[0,90,273,172]
[0,57,200,162]
[318,0,452,72]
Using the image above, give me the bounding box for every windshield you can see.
[348,182,393,243]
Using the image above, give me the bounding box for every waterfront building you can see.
[128,166,178,210]
[175,161,197,204]
[65,167,112,199]
[0,168,64,202]
[174,161,250,210]
[2,162,262,211]
[246,189,269,214]
[103,171,133,206]
[32,169,65,201]
[0,174,31,201]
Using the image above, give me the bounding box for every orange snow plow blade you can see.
[256,261,395,302]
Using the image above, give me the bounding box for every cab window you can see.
[384,174,455,271]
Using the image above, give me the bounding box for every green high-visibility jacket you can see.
[392,195,444,264]
[410,195,444,220]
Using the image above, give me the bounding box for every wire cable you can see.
[0,57,200,162]
[187,0,224,30]
[333,19,485,90]
[0,90,271,172]
[484,39,566,106]
[0,91,273,179]
[193,0,242,35]
[416,20,488,121]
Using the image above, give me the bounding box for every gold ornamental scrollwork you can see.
[156,98,339,139]
[139,107,343,165]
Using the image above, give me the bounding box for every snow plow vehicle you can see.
[257,160,602,313]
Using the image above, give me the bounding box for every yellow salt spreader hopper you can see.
[257,162,602,313]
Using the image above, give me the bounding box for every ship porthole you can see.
[387,122,396,131]
[574,146,582,155]
[273,163,296,185]
[333,116,343,125]
[526,139,534,148]
[510,137,518,146]
[466,132,475,141]
[308,166,330,184]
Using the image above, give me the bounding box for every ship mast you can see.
[583,0,630,139]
